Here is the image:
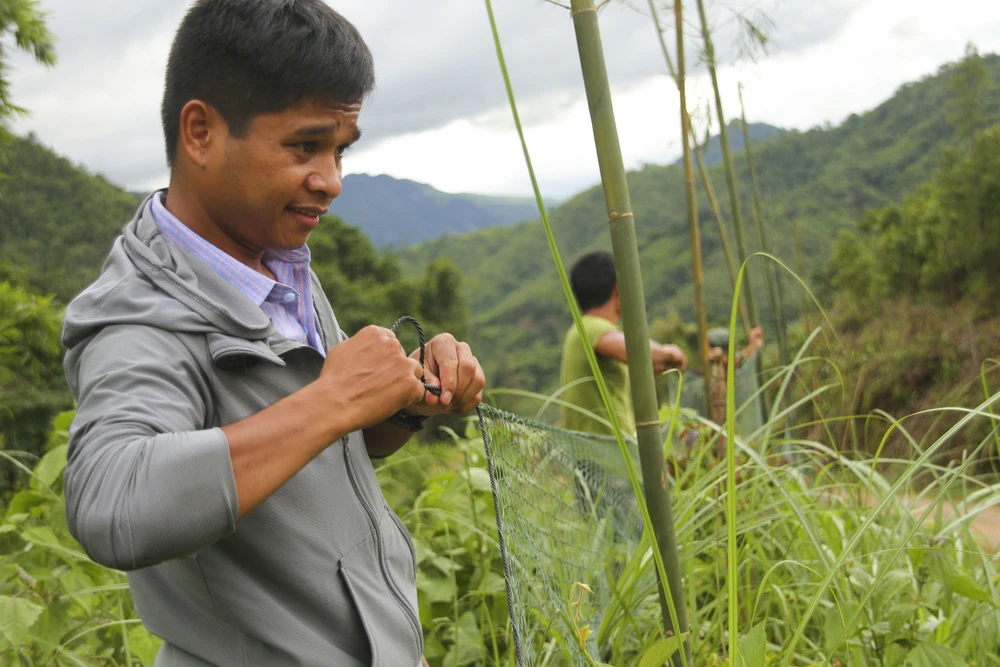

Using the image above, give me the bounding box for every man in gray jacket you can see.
[61,1,485,665]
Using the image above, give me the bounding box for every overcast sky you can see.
[8,0,1000,199]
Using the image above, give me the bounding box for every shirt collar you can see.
[151,191,279,307]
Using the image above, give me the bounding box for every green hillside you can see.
[398,54,1000,393]
[0,134,141,302]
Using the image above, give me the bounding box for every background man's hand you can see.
[406,333,486,416]
[652,343,687,373]
[319,325,426,431]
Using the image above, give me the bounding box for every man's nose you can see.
[306,157,343,200]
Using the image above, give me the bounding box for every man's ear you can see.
[177,100,224,169]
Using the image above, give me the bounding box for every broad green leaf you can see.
[824,602,856,651]
[31,444,67,490]
[431,556,461,574]
[21,526,60,547]
[944,568,991,604]
[889,603,918,634]
[638,633,687,667]
[5,490,46,518]
[479,571,507,595]
[461,467,492,493]
[443,611,482,666]
[0,594,45,649]
[127,624,163,666]
[929,550,992,605]
[737,621,766,667]
[904,642,967,667]
[417,571,458,603]
[51,410,75,436]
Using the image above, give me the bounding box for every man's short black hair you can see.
[570,251,617,312]
[162,0,376,167]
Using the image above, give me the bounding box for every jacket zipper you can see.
[342,438,424,653]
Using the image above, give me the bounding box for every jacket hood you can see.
[62,192,277,350]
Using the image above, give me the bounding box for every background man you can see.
[61,1,483,665]
[559,250,687,436]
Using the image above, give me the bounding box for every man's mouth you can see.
[286,206,326,222]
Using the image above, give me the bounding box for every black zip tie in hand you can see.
[391,315,442,397]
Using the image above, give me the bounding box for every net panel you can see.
[478,405,654,665]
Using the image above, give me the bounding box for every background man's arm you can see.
[595,330,687,373]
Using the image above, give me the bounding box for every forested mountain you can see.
[0,134,141,302]
[397,53,1000,393]
[328,173,545,247]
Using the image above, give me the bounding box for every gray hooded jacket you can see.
[62,196,422,666]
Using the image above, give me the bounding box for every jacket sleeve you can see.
[64,325,238,570]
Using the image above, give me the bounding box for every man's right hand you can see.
[224,325,427,520]
[319,325,428,432]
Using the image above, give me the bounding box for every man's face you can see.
[201,96,362,257]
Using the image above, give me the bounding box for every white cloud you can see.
[7,0,1000,198]
[345,0,1000,198]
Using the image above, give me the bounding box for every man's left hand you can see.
[405,334,485,416]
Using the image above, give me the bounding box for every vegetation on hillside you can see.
[816,102,1000,463]
[0,134,141,302]
[398,52,1000,395]
[4,373,999,664]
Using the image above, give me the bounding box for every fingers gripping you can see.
[391,316,442,398]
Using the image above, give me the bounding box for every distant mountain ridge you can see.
[679,121,785,168]
[329,173,546,247]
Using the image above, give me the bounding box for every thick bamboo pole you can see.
[569,1,691,662]
[739,84,790,367]
[694,0,758,328]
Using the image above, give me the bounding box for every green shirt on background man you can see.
[559,315,635,436]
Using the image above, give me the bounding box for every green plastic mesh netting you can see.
[476,355,763,664]
[478,404,654,665]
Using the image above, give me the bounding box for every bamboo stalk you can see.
[739,83,790,367]
[569,0,691,662]
[644,0,751,339]
[694,132,752,336]
[793,218,813,336]
[672,5,713,423]
[646,0,712,420]
[695,0,758,328]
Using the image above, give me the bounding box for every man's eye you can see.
[295,142,318,154]
[335,144,352,158]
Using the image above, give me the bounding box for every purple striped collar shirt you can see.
[151,191,326,356]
